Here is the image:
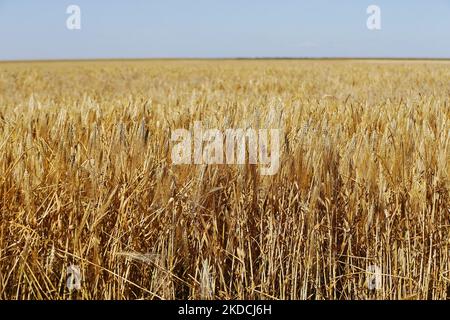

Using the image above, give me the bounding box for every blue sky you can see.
[0,0,449,60]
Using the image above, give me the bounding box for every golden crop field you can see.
[0,60,449,300]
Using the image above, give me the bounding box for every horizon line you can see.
[1,56,450,63]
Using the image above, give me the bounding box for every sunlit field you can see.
[0,60,448,299]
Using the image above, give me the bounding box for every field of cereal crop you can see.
[0,59,449,299]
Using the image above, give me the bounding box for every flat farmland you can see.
[0,60,448,299]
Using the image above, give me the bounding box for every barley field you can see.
[0,60,449,300]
